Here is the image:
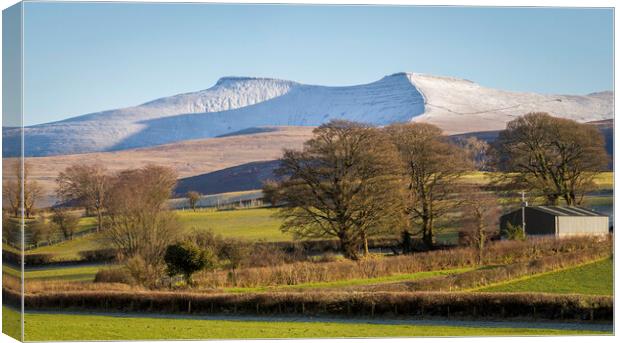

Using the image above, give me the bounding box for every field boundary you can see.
[5,289,612,322]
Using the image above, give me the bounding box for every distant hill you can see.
[4,72,612,157]
[174,160,280,197]
[6,127,314,207]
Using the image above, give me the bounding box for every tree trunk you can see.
[362,231,369,256]
[96,208,103,233]
[422,217,434,248]
[339,230,359,260]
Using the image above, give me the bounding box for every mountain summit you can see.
[3,73,613,157]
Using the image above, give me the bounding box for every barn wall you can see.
[557,217,609,237]
[524,207,556,235]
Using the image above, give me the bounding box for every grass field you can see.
[2,307,606,340]
[3,263,108,282]
[2,306,21,340]
[458,172,612,189]
[26,233,106,261]
[177,207,291,241]
[477,258,613,295]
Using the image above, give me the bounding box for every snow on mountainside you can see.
[3,72,613,157]
[407,74,613,133]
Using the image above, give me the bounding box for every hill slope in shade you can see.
[4,73,612,156]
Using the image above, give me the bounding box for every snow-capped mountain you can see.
[3,72,613,157]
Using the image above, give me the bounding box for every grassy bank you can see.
[3,263,107,282]
[477,258,613,295]
[8,308,609,340]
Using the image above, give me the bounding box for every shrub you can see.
[78,249,117,262]
[124,255,165,289]
[25,254,53,265]
[94,268,134,284]
[164,242,216,284]
[503,222,525,240]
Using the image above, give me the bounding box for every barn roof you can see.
[529,206,606,217]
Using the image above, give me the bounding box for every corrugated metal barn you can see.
[500,206,609,237]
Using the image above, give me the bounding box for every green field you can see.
[3,263,107,282]
[458,171,612,189]
[177,207,290,241]
[477,258,613,295]
[27,233,106,261]
[1,307,606,340]
[2,306,21,340]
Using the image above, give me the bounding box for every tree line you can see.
[264,112,608,259]
[1,111,608,283]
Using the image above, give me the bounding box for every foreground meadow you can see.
[2,307,610,341]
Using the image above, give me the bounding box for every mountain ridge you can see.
[3,72,613,157]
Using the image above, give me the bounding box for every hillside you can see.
[4,73,612,157]
[6,127,314,206]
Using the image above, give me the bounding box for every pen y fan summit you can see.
[3,72,612,157]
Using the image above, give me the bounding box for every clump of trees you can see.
[387,123,472,248]
[492,112,608,205]
[54,163,182,287]
[265,121,407,259]
[50,207,80,240]
[3,161,42,218]
[265,120,476,258]
[57,164,110,232]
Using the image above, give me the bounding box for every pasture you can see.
[3,263,106,282]
[477,258,613,295]
[6,307,609,340]
[177,207,291,241]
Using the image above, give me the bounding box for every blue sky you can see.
[16,2,615,125]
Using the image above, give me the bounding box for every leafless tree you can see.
[187,191,201,211]
[104,165,181,286]
[268,120,407,259]
[386,123,472,248]
[492,112,608,205]
[57,164,111,232]
[458,187,500,264]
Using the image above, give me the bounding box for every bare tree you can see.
[187,191,201,211]
[104,165,181,286]
[3,161,41,218]
[57,164,111,232]
[458,188,500,264]
[386,123,472,248]
[268,120,407,259]
[492,112,608,205]
[50,207,80,240]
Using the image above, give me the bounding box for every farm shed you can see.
[500,206,609,237]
